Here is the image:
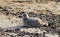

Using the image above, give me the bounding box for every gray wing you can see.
[25,18,41,27]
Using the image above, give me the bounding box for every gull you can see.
[22,12,48,27]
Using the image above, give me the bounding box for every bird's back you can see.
[23,17,41,27]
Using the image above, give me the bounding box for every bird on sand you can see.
[22,12,48,27]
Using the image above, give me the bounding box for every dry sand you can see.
[0,0,60,37]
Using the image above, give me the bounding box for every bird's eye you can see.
[23,14,26,17]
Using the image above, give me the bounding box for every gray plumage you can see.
[22,12,48,27]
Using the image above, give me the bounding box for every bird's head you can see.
[22,12,29,19]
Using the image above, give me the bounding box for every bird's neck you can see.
[23,17,28,22]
